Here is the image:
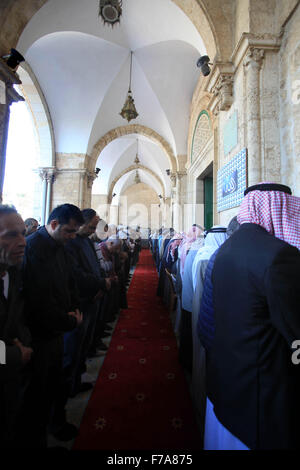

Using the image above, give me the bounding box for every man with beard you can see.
[21,204,83,448]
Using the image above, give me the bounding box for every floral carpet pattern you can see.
[73,249,201,450]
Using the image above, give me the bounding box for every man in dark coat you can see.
[206,183,300,450]
[21,203,83,448]
[0,205,33,448]
[66,209,109,396]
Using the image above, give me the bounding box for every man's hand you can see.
[68,309,83,326]
[13,338,33,365]
[105,278,111,290]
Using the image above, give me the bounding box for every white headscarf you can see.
[192,225,228,291]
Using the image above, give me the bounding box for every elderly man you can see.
[205,183,300,450]
[22,203,83,447]
[0,205,33,448]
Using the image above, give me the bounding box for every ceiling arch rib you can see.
[1,0,225,66]
[17,62,55,167]
[90,124,177,174]
[87,51,177,157]
[108,164,165,203]
[111,170,161,205]
[24,31,128,154]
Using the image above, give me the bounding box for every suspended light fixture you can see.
[99,0,122,27]
[134,138,140,165]
[134,170,141,184]
[120,51,138,122]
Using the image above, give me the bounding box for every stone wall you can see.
[118,183,163,229]
[91,194,109,220]
[278,2,300,195]
[185,0,300,231]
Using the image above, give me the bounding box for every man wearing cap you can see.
[205,182,300,450]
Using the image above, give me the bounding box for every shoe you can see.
[52,422,79,441]
[105,325,113,331]
[96,339,108,351]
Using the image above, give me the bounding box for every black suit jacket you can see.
[66,235,106,306]
[207,223,300,449]
[23,227,78,341]
[0,267,31,381]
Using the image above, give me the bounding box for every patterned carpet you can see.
[73,249,201,450]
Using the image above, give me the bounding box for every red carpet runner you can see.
[73,249,201,450]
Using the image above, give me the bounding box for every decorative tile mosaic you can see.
[217,148,248,212]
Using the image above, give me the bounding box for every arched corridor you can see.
[69,249,201,451]
[0,0,300,454]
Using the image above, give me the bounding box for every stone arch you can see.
[107,164,165,203]
[190,110,213,164]
[0,0,231,70]
[18,62,55,167]
[89,124,177,172]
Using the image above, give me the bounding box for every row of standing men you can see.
[150,181,300,450]
[0,203,141,448]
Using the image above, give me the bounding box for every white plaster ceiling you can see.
[17,0,206,198]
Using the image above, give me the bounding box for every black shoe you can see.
[96,339,108,351]
[105,325,113,331]
[52,423,79,441]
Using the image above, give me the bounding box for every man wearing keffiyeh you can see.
[204,182,300,450]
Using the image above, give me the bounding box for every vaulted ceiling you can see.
[16,0,207,198]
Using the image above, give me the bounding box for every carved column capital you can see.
[86,170,98,189]
[243,47,265,69]
[37,167,57,183]
[211,73,234,112]
[169,172,177,187]
[176,170,187,180]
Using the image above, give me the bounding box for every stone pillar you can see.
[45,169,57,222]
[0,59,24,202]
[38,167,57,224]
[243,48,265,186]
[39,169,48,225]
[86,171,98,208]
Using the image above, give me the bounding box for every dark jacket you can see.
[197,249,218,353]
[66,235,106,306]
[207,223,300,449]
[23,227,78,341]
[0,267,31,380]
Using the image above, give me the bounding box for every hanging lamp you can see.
[120,51,139,122]
[99,0,122,27]
[134,170,141,184]
[134,138,140,165]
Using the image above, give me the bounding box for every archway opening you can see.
[3,100,38,220]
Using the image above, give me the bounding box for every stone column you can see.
[39,169,48,225]
[45,169,57,222]
[243,48,265,185]
[0,60,24,202]
[86,171,98,208]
